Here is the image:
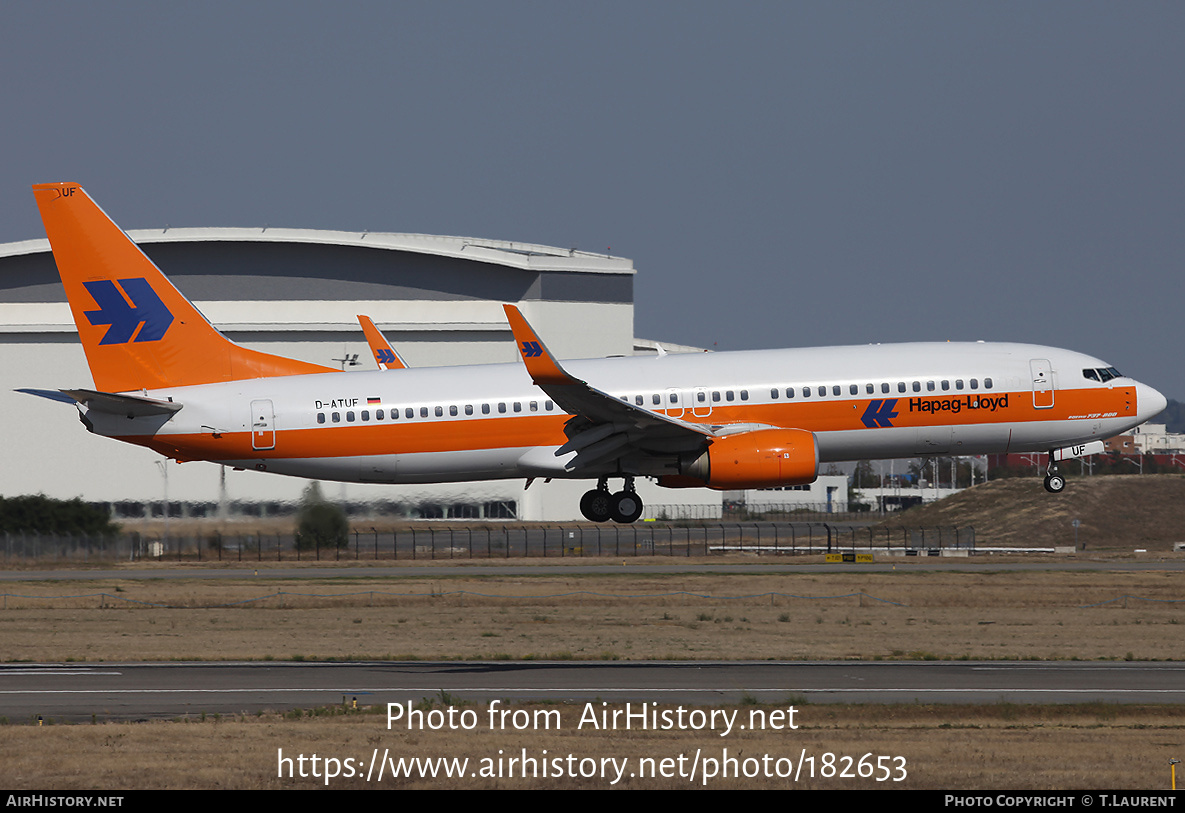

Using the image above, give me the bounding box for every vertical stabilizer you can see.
[33,183,334,392]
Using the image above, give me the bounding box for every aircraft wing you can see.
[503,305,713,472]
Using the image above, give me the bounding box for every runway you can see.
[2,660,1183,722]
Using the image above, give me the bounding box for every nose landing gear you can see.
[580,476,644,523]
[1043,452,1066,493]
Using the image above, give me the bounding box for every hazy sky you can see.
[2,2,1181,396]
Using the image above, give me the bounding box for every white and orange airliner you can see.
[21,183,1167,523]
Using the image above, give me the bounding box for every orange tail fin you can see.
[33,183,335,392]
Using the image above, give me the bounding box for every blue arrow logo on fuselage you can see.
[83,278,174,345]
[861,399,898,428]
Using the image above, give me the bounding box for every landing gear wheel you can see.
[580,489,612,522]
[1043,474,1066,494]
[610,490,644,524]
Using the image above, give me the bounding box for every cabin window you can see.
[726,390,734,402]
[832,385,841,396]
[498,403,507,413]
[464,405,473,415]
[545,400,554,410]
[697,392,706,402]
[317,413,325,424]
[346,411,355,422]
[984,378,993,389]
[926,381,935,392]
[818,386,826,397]
[770,388,779,399]
[955,380,964,390]
[513,402,522,413]
[802,387,811,398]
[449,405,458,416]
[376,409,385,420]
[406,408,414,419]
[897,382,906,393]
[850,384,859,395]
[911,381,921,392]
[652,394,661,405]
[530,401,538,412]
[970,379,979,390]
[941,380,950,391]
[361,410,370,421]
[712,391,721,402]
[635,395,644,406]
[332,412,341,423]
[740,390,749,401]
[865,383,874,394]
[786,388,795,399]
[481,404,490,415]
[881,383,890,394]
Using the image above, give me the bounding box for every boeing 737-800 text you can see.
[21,183,1166,523]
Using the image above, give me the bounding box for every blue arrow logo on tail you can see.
[861,399,898,428]
[520,341,542,358]
[375,348,397,365]
[83,278,174,345]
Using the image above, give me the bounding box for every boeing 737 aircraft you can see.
[21,183,1167,523]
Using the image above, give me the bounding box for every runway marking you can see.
[1,687,1183,696]
[0,671,123,676]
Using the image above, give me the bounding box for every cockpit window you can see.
[1083,368,1099,382]
[1097,368,1116,382]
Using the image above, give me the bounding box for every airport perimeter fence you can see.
[1,523,975,563]
[652,502,882,522]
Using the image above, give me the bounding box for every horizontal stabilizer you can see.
[60,388,183,417]
[15,388,78,405]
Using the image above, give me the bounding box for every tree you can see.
[0,495,117,535]
[295,482,348,551]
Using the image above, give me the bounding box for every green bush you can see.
[0,495,117,535]
[295,483,347,550]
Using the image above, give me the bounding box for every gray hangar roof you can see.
[0,228,635,307]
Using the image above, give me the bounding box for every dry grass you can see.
[3,563,1184,790]
[0,568,1182,662]
[1,702,1181,789]
[880,474,1185,550]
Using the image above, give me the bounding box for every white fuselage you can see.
[82,341,1165,488]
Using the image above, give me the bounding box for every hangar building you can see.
[0,227,720,521]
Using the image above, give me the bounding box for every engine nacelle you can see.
[658,428,819,490]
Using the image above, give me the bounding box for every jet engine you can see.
[658,428,818,490]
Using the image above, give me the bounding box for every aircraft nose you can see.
[1136,381,1167,423]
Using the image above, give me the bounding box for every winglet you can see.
[502,305,578,386]
[357,315,409,370]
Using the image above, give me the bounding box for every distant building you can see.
[1131,423,1185,454]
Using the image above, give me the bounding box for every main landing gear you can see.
[1043,452,1066,494]
[580,476,644,524]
